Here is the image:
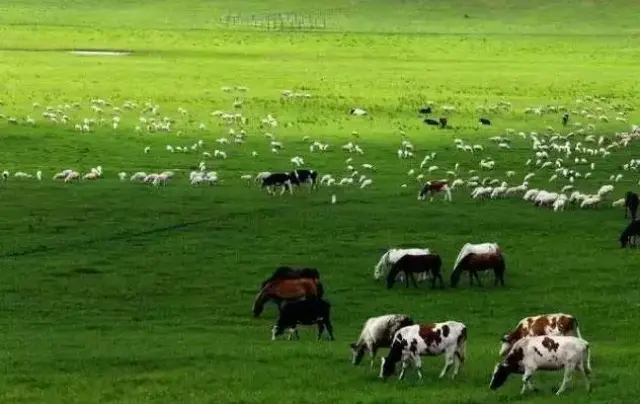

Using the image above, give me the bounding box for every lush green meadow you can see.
[1,1,640,403]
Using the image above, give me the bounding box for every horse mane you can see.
[374,250,391,279]
[452,243,472,272]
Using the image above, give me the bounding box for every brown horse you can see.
[450,252,505,287]
[252,277,320,317]
[386,254,445,289]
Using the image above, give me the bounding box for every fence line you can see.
[219,8,346,31]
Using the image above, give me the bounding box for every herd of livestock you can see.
[252,242,595,396]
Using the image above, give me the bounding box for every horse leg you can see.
[324,317,335,341]
[404,271,410,288]
[430,271,437,289]
[409,272,418,288]
[437,273,445,289]
[317,322,325,340]
[473,270,483,287]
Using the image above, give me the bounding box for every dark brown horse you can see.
[252,277,320,317]
[450,252,505,287]
[386,254,445,289]
[260,266,321,289]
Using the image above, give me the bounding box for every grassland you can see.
[1,1,640,403]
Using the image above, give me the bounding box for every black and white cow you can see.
[271,299,335,341]
[289,169,318,191]
[261,172,294,195]
[379,322,467,381]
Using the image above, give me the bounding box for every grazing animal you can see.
[562,112,570,126]
[479,117,491,125]
[373,248,431,283]
[418,107,432,114]
[261,172,294,195]
[289,169,319,191]
[350,314,415,368]
[424,118,439,126]
[272,299,335,341]
[418,180,452,201]
[439,117,448,128]
[619,219,640,248]
[386,254,445,289]
[252,277,320,317]
[489,336,591,396]
[379,322,467,381]
[260,266,322,294]
[625,191,639,221]
[499,313,583,356]
[450,243,505,287]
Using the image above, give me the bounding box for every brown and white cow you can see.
[418,180,452,202]
[379,321,467,381]
[499,313,582,356]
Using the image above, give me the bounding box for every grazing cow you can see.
[379,322,467,381]
[386,254,445,289]
[489,336,592,396]
[272,299,335,341]
[350,314,415,368]
[499,313,583,356]
[619,219,640,248]
[479,117,491,125]
[625,191,639,221]
[418,180,452,201]
[373,248,432,283]
[424,118,439,126]
[418,106,432,114]
[261,172,294,195]
[289,169,318,191]
[450,243,505,287]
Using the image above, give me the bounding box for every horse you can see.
[418,180,452,202]
[625,191,639,221]
[260,266,321,289]
[450,243,505,287]
[252,277,320,317]
[619,219,640,248]
[386,254,445,289]
[374,248,432,283]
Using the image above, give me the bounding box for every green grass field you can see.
[1,1,640,403]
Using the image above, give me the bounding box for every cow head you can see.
[350,343,366,365]
[489,362,510,390]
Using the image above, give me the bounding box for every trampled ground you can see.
[1,1,640,403]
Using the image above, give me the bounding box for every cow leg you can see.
[398,359,408,380]
[369,347,378,370]
[521,369,535,394]
[324,318,335,341]
[439,350,455,378]
[556,365,575,396]
[317,322,325,340]
[413,355,423,380]
[578,362,591,392]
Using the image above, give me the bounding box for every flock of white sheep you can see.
[1,90,639,213]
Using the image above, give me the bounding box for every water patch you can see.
[70,50,131,56]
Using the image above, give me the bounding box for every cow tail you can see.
[584,343,592,375]
[455,326,467,363]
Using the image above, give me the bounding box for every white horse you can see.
[452,242,500,272]
[374,248,431,283]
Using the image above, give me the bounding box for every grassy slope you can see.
[1,1,640,403]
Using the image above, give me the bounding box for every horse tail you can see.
[252,287,269,317]
[374,250,390,280]
[455,326,467,363]
[316,281,325,299]
[584,342,592,375]
[452,243,471,272]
